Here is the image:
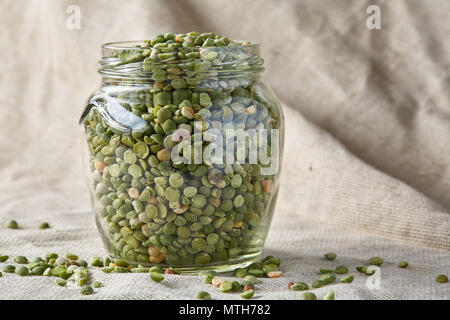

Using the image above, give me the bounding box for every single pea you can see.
[323,291,335,300]
[356,266,366,273]
[31,266,46,276]
[312,273,336,288]
[78,260,88,267]
[77,278,88,286]
[291,282,309,291]
[219,280,233,293]
[262,256,281,266]
[231,281,242,292]
[4,220,18,229]
[80,285,94,295]
[243,275,259,284]
[300,292,317,300]
[15,265,29,276]
[104,257,112,267]
[191,238,207,251]
[398,261,408,268]
[92,281,103,288]
[32,257,44,263]
[340,275,354,283]
[66,265,77,274]
[169,172,184,188]
[240,280,255,290]
[240,289,255,299]
[369,256,383,266]
[149,266,164,273]
[0,255,9,263]
[55,257,68,266]
[56,279,67,286]
[247,268,264,278]
[3,265,15,273]
[202,272,215,284]
[65,253,79,261]
[14,256,29,264]
[133,142,150,158]
[233,268,248,278]
[150,271,164,282]
[43,268,52,276]
[90,257,103,267]
[46,253,58,261]
[436,274,449,283]
[113,258,129,267]
[196,291,211,300]
[320,269,334,274]
[183,186,197,198]
[324,252,337,261]
[335,266,348,274]
[114,266,128,273]
[195,253,211,265]
[100,266,114,273]
[38,222,50,229]
[59,270,70,280]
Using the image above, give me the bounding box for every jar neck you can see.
[99,41,264,87]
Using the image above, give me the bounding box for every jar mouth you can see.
[102,40,260,51]
[99,40,264,84]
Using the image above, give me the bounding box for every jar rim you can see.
[102,40,260,51]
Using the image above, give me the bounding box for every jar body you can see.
[80,46,284,272]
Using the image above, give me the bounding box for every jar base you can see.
[170,252,262,275]
[109,251,262,275]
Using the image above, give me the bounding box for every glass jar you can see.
[80,37,284,272]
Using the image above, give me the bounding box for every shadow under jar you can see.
[80,35,284,273]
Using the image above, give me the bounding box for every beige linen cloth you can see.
[0,0,449,299]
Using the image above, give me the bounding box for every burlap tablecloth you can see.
[0,0,449,299]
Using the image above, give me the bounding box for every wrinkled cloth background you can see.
[0,0,449,300]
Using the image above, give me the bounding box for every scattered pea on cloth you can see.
[196,291,211,300]
[435,274,448,283]
[38,222,50,229]
[300,292,317,300]
[240,289,255,299]
[4,220,18,229]
[80,285,94,295]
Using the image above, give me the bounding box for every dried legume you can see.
[340,275,354,283]
[300,292,317,300]
[14,256,28,264]
[369,256,383,266]
[150,271,164,282]
[323,291,335,300]
[4,220,18,229]
[335,266,348,274]
[80,285,94,295]
[436,274,448,283]
[219,280,233,293]
[240,289,255,299]
[291,282,309,291]
[324,253,337,261]
[56,279,67,286]
[38,222,50,229]
[196,291,211,300]
[3,265,15,273]
[15,266,29,276]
